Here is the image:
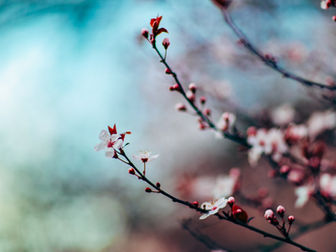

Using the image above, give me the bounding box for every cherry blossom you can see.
[95,124,131,158]
[307,111,336,139]
[295,184,314,207]
[200,197,228,220]
[247,128,288,166]
[212,168,240,199]
[216,112,236,132]
[284,124,308,144]
[320,174,336,198]
[133,151,159,163]
[271,104,295,126]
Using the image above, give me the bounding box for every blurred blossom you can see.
[307,111,336,139]
[295,184,313,208]
[271,104,295,126]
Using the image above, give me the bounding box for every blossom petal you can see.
[94,142,106,151]
[200,212,211,220]
[99,130,109,141]
[105,151,115,158]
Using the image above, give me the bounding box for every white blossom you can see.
[200,197,228,220]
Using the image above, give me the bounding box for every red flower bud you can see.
[204,108,211,116]
[228,196,235,206]
[232,204,248,223]
[276,205,286,217]
[156,182,161,188]
[175,103,187,111]
[145,187,152,193]
[188,83,197,93]
[192,201,199,207]
[187,91,195,103]
[128,168,135,175]
[288,215,295,224]
[165,68,172,74]
[169,84,180,92]
[264,209,274,220]
[200,96,207,105]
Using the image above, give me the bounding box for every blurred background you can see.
[0,0,335,251]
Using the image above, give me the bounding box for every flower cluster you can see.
[142,16,168,45]
[247,127,288,166]
[264,206,295,237]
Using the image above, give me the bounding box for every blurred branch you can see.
[182,218,230,251]
[221,9,336,91]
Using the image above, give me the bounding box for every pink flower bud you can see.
[175,103,187,112]
[228,196,235,206]
[276,205,286,217]
[199,122,206,130]
[169,83,180,91]
[165,68,172,74]
[162,38,170,49]
[200,96,207,105]
[247,126,257,136]
[141,28,149,39]
[333,16,336,22]
[280,165,290,174]
[187,91,195,103]
[264,209,274,220]
[188,83,197,93]
[204,108,211,116]
[287,170,304,185]
[288,215,295,224]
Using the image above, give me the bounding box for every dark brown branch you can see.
[221,10,336,91]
